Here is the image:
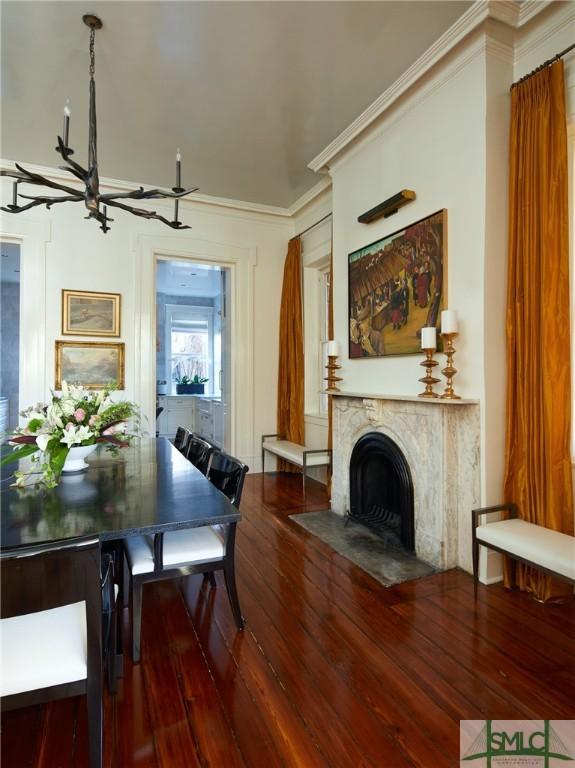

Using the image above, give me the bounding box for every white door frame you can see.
[1,217,51,416]
[134,232,256,465]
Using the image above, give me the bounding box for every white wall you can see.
[0,176,292,470]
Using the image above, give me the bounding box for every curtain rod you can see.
[512,41,575,88]
[292,212,332,241]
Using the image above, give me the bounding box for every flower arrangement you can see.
[1,381,140,487]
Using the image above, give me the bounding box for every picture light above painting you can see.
[349,209,447,358]
[62,289,121,337]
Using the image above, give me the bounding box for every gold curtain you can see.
[503,60,574,601]
[277,237,305,472]
[327,253,334,493]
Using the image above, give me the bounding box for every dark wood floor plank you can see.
[2,473,574,768]
[35,698,77,768]
[237,520,462,763]
[393,596,573,719]
[1,705,43,768]
[184,576,331,768]
[139,583,203,768]
[239,508,493,726]
[236,551,416,768]
[461,581,575,655]
[154,580,246,768]
[184,581,285,768]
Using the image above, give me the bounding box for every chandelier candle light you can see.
[440,310,461,400]
[325,340,343,391]
[418,326,440,398]
[1,15,198,233]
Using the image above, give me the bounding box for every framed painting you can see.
[62,289,121,337]
[348,209,447,358]
[55,341,125,389]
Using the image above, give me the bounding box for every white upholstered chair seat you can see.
[262,440,330,467]
[125,527,225,576]
[476,519,575,580]
[0,601,87,697]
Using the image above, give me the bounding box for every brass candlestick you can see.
[418,348,440,398]
[325,355,343,391]
[440,333,461,399]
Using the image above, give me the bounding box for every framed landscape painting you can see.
[62,289,121,337]
[55,341,125,389]
[348,209,447,358]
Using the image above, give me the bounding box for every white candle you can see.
[176,148,181,162]
[421,327,436,350]
[176,148,182,187]
[63,99,71,147]
[441,310,458,334]
[327,340,339,357]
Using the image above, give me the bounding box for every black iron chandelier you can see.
[1,14,197,233]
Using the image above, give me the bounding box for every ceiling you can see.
[1,1,471,209]
[157,260,222,298]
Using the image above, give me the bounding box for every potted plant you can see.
[0,381,140,487]
[175,375,209,395]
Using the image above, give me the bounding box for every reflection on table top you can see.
[1,438,239,550]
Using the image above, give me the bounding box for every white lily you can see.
[36,434,51,452]
[61,424,93,447]
[46,404,64,429]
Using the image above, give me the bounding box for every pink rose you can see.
[89,415,98,426]
[65,422,74,431]
[74,408,86,422]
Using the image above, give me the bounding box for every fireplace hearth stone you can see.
[290,510,435,587]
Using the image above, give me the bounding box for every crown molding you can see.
[308,0,524,173]
[288,177,332,217]
[517,0,555,27]
[0,158,295,221]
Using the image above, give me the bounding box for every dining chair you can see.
[0,538,109,768]
[124,453,249,663]
[184,434,215,476]
[202,451,249,588]
[174,426,190,453]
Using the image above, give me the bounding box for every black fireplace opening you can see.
[349,432,414,551]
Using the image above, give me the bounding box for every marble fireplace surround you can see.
[331,393,481,572]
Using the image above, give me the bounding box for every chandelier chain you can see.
[89,27,95,80]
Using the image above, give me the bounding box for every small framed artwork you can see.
[348,209,447,358]
[55,341,125,389]
[62,289,121,337]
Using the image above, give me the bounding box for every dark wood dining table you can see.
[1,437,240,551]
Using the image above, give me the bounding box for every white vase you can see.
[62,444,98,473]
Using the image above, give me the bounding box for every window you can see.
[166,306,213,393]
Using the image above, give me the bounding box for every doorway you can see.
[1,241,21,435]
[155,258,231,450]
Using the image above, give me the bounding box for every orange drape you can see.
[327,253,334,494]
[277,237,304,472]
[503,60,574,601]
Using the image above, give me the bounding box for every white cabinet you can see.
[157,396,196,438]
[157,395,224,448]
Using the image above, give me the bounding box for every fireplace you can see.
[349,432,414,551]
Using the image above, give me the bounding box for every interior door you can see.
[220,268,231,450]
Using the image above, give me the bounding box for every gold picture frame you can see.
[62,289,121,337]
[55,341,125,390]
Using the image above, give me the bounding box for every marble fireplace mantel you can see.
[330,392,481,572]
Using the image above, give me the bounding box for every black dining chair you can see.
[174,426,190,453]
[184,434,215,476]
[207,450,249,508]
[0,538,111,768]
[202,451,249,590]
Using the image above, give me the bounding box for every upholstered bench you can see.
[261,434,332,494]
[472,503,575,594]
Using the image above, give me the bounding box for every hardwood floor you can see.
[3,473,574,767]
